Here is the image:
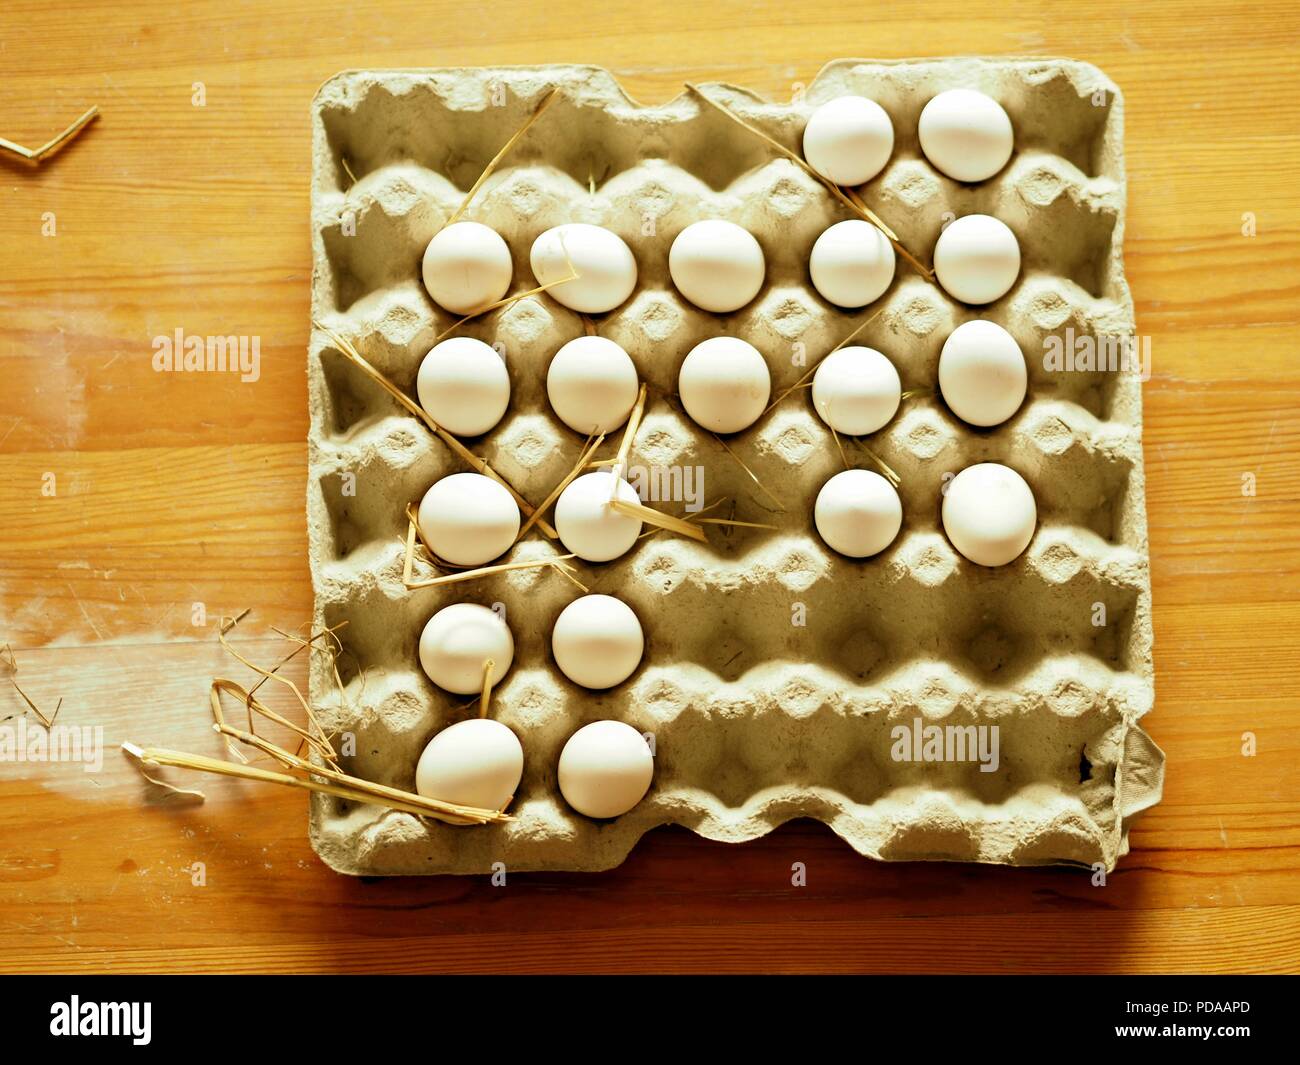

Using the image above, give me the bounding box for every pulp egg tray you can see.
[307,59,1164,875]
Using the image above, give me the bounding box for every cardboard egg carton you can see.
[307,59,1163,875]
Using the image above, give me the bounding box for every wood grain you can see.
[1,0,1297,974]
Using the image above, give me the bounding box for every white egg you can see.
[415,718,523,813]
[416,337,510,437]
[811,346,901,436]
[546,335,639,434]
[417,472,520,567]
[918,89,1014,183]
[933,214,1021,305]
[814,468,903,558]
[677,336,771,434]
[551,594,644,690]
[421,221,512,315]
[530,223,637,314]
[802,95,894,186]
[942,462,1037,567]
[938,320,1027,427]
[554,471,643,562]
[418,603,514,695]
[809,219,896,308]
[557,720,654,819]
[668,219,765,313]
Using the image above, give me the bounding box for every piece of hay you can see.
[0,106,99,165]
[122,612,511,826]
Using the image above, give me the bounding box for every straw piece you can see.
[209,676,332,764]
[1,644,62,729]
[841,188,935,280]
[404,501,577,582]
[401,509,577,590]
[685,86,867,220]
[691,497,728,517]
[855,214,933,281]
[609,498,708,542]
[478,660,496,720]
[710,433,786,511]
[854,439,902,487]
[684,85,932,280]
[315,321,556,538]
[678,495,776,531]
[763,367,818,418]
[549,561,590,594]
[840,186,899,243]
[444,88,558,227]
[432,269,579,343]
[256,624,335,698]
[761,306,885,418]
[401,516,422,585]
[829,423,850,471]
[610,383,648,488]
[123,615,510,826]
[217,622,339,770]
[402,501,464,566]
[219,608,251,635]
[316,321,437,429]
[408,548,576,589]
[9,681,61,729]
[700,90,891,243]
[207,676,499,824]
[245,621,349,760]
[518,433,605,541]
[0,106,99,165]
[692,518,780,530]
[130,756,208,805]
[122,742,501,826]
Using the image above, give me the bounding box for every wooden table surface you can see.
[1,0,1297,975]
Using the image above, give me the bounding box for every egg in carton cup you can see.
[307,59,1163,875]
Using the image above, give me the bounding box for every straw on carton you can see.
[122,613,510,826]
[315,321,557,539]
[401,505,578,590]
[518,432,606,542]
[602,384,708,542]
[610,383,648,485]
[432,269,580,343]
[609,497,708,542]
[761,306,885,419]
[444,89,559,227]
[710,432,785,512]
[477,660,496,720]
[853,439,902,488]
[421,89,583,338]
[683,84,934,281]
